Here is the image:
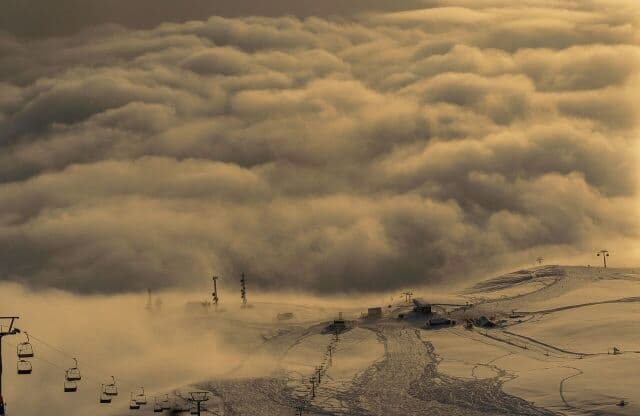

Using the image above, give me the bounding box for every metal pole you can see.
[241,273,247,306]
[0,335,4,404]
[212,275,219,310]
[197,401,201,416]
[0,317,20,415]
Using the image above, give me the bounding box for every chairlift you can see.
[17,359,32,375]
[66,358,81,381]
[64,378,78,393]
[135,386,147,405]
[153,397,163,413]
[129,393,141,410]
[104,376,118,396]
[190,403,198,415]
[99,386,112,404]
[17,332,34,359]
[161,394,172,410]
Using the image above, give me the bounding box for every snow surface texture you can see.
[158,265,640,416]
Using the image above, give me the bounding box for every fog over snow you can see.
[0,0,639,294]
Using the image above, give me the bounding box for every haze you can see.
[2,1,640,415]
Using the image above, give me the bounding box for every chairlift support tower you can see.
[0,316,20,415]
[597,250,610,268]
[309,378,316,399]
[189,391,210,416]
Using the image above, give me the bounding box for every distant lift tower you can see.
[536,257,544,265]
[597,250,610,268]
[188,391,210,416]
[240,273,247,307]
[402,291,413,304]
[212,275,219,310]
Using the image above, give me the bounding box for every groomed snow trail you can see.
[203,321,556,416]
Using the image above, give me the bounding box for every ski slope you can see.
[103,265,640,415]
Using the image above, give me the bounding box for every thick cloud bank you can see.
[0,0,639,293]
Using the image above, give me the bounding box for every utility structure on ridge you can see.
[596,250,610,268]
[189,391,210,416]
[0,316,21,416]
[212,275,219,310]
[402,291,413,304]
[240,273,247,307]
[536,257,544,265]
[146,289,162,312]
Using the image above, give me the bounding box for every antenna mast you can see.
[212,275,219,310]
[240,273,247,307]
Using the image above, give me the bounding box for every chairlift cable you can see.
[4,339,103,384]
[24,331,141,388]
[8,331,187,409]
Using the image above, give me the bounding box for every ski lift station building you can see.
[412,299,432,314]
[326,312,347,333]
[426,316,455,328]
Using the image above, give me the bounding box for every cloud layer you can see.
[1,0,639,293]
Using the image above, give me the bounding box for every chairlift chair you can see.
[16,333,34,359]
[152,397,161,412]
[66,358,81,381]
[153,397,163,413]
[99,387,112,404]
[161,394,172,410]
[64,378,78,393]
[104,376,118,396]
[17,359,32,375]
[190,403,198,415]
[135,386,147,405]
[129,393,141,410]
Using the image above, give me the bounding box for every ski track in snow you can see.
[202,322,556,416]
[192,266,640,416]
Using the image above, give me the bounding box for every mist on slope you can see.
[0,281,405,415]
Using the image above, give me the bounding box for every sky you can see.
[0,0,639,295]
